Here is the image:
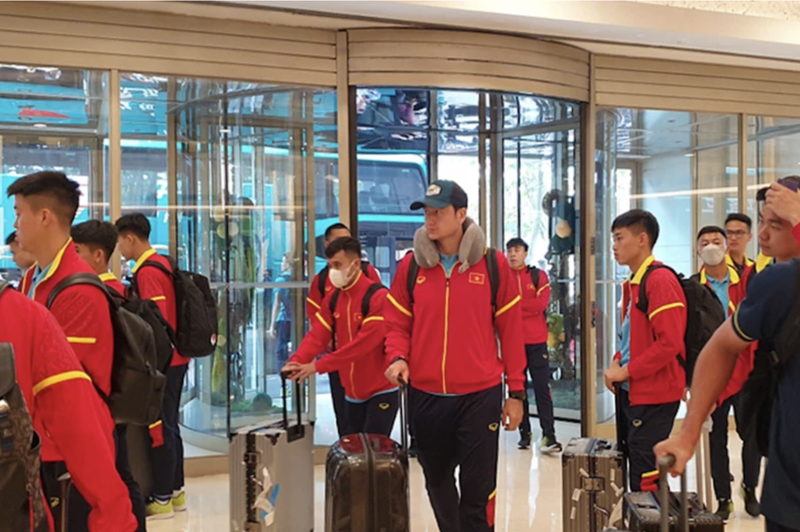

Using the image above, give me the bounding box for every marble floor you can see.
[150,421,766,531]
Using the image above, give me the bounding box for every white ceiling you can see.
[244,0,800,66]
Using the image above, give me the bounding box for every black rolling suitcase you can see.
[624,455,724,532]
[324,382,409,532]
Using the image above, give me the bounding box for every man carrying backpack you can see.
[0,282,137,532]
[692,225,760,520]
[306,223,382,438]
[71,219,146,530]
[603,209,687,492]
[505,237,562,453]
[283,237,396,436]
[115,213,188,521]
[657,180,800,532]
[8,171,119,531]
[384,180,525,532]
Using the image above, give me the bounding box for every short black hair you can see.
[71,220,118,263]
[756,175,800,202]
[324,223,350,241]
[506,237,529,251]
[5,231,16,246]
[325,236,361,259]
[724,213,752,230]
[697,225,726,241]
[6,171,81,226]
[115,213,151,240]
[611,209,660,248]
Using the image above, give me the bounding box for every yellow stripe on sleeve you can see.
[306,297,321,310]
[362,316,384,325]
[315,313,333,332]
[648,302,685,320]
[67,337,97,345]
[387,294,412,318]
[495,295,521,318]
[33,371,92,396]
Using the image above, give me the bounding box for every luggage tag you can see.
[253,466,280,526]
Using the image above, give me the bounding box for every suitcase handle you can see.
[658,455,688,532]
[613,382,629,492]
[398,375,409,454]
[279,371,304,442]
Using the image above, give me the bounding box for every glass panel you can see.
[0,65,108,281]
[501,103,582,421]
[152,77,335,448]
[595,109,739,425]
[747,116,800,259]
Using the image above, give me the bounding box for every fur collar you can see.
[413,218,486,274]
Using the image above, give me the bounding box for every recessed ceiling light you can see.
[33,123,47,128]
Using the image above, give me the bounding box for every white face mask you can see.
[700,244,726,266]
[329,262,356,289]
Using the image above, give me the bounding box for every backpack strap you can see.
[528,266,540,291]
[360,262,369,276]
[635,264,678,316]
[407,254,420,307]
[361,283,387,319]
[329,289,342,350]
[485,248,500,311]
[318,266,330,296]
[46,273,118,311]
[0,342,16,399]
[0,280,10,299]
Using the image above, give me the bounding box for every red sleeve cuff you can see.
[793,223,800,247]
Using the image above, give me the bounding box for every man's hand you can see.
[267,328,276,339]
[385,359,410,386]
[654,430,699,477]
[281,361,316,382]
[604,362,628,393]
[765,182,800,226]
[502,398,523,431]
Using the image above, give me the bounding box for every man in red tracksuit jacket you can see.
[384,180,526,532]
[8,171,130,532]
[306,222,382,438]
[603,209,686,492]
[115,213,188,521]
[71,219,146,529]
[506,237,562,453]
[692,225,761,520]
[285,236,397,435]
[0,283,137,532]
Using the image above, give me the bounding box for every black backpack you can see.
[132,256,218,359]
[47,274,166,426]
[329,283,387,350]
[739,259,800,456]
[0,283,49,532]
[406,249,501,311]
[318,263,370,295]
[528,265,542,290]
[636,265,726,386]
[105,285,175,374]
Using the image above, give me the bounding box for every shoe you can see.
[172,491,187,513]
[740,484,761,517]
[715,499,734,522]
[540,436,563,454]
[518,432,532,450]
[146,498,174,521]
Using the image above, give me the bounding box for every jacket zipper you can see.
[440,262,455,395]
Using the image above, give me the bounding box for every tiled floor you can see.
[150,421,766,531]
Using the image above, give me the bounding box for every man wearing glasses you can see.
[724,213,754,276]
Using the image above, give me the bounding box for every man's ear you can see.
[456,207,468,223]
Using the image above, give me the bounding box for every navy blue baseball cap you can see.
[410,180,468,211]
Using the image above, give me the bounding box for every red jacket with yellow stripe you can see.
[20,239,116,461]
[291,271,393,401]
[99,272,126,297]
[614,256,687,406]
[132,249,189,367]
[697,266,752,405]
[0,286,136,532]
[512,266,550,345]
[385,250,526,395]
